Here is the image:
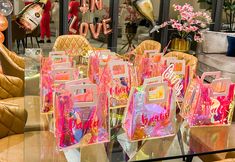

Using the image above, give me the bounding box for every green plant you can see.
[198,0,235,31]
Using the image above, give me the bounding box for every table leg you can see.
[177,130,186,161]
[186,155,194,162]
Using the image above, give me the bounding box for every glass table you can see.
[22,51,235,162]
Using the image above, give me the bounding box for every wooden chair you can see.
[164,51,198,79]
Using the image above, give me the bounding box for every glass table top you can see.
[22,50,235,162]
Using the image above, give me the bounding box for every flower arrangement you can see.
[124,5,141,23]
[159,3,212,42]
[103,2,141,24]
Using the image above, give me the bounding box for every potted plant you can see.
[198,0,235,32]
[158,3,211,52]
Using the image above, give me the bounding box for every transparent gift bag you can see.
[40,66,74,113]
[123,82,176,141]
[108,60,132,109]
[88,50,118,84]
[135,52,163,86]
[162,59,190,101]
[55,79,110,150]
[182,71,235,127]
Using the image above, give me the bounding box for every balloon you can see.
[0,0,13,16]
[80,0,89,14]
[102,18,112,35]
[79,22,89,37]
[0,14,8,31]
[16,3,43,32]
[133,0,158,33]
[133,0,154,23]
[89,23,102,39]
[90,0,103,12]
[0,31,4,43]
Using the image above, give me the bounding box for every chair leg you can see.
[25,37,28,48]
[22,39,25,53]
[30,36,33,48]
[35,37,40,48]
[17,40,20,53]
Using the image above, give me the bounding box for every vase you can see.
[170,38,191,52]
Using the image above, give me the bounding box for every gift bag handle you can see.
[143,76,163,89]
[49,52,69,63]
[52,62,72,69]
[211,78,231,97]
[144,50,161,57]
[201,71,221,82]
[49,51,66,57]
[166,60,186,75]
[145,82,169,104]
[65,78,91,89]
[69,84,98,107]
[109,60,128,79]
[51,68,74,84]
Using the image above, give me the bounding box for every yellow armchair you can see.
[0,43,25,81]
[0,74,24,99]
[133,40,161,55]
[0,102,27,139]
[53,35,93,56]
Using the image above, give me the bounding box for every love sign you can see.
[78,0,112,39]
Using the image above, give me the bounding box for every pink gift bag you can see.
[88,50,117,84]
[123,82,176,141]
[49,51,70,64]
[135,57,162,86]
[55,80,110,149]
[108,60,132,108]
[40,64,74,113]
[182,71,235,127]
[162,59,190,101]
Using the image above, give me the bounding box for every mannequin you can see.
[39,0,52,43]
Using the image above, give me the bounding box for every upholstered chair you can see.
[0,74,24,99]
[133,40,162,55]
[0,43,25,81]
[0,102,27,139]
[164,51,198,79]
[53,35,93,56]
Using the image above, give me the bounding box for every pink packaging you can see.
[123,82,176,141]
[55,79,110,149]
[182,71,235,127]
[88,50,117,84]
[40,55,75,113]
[108,60,132,109]
[161,59,190,101]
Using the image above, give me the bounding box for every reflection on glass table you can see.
[23,52,235,162]
[24,48,41,96]
[23,92,235,161]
